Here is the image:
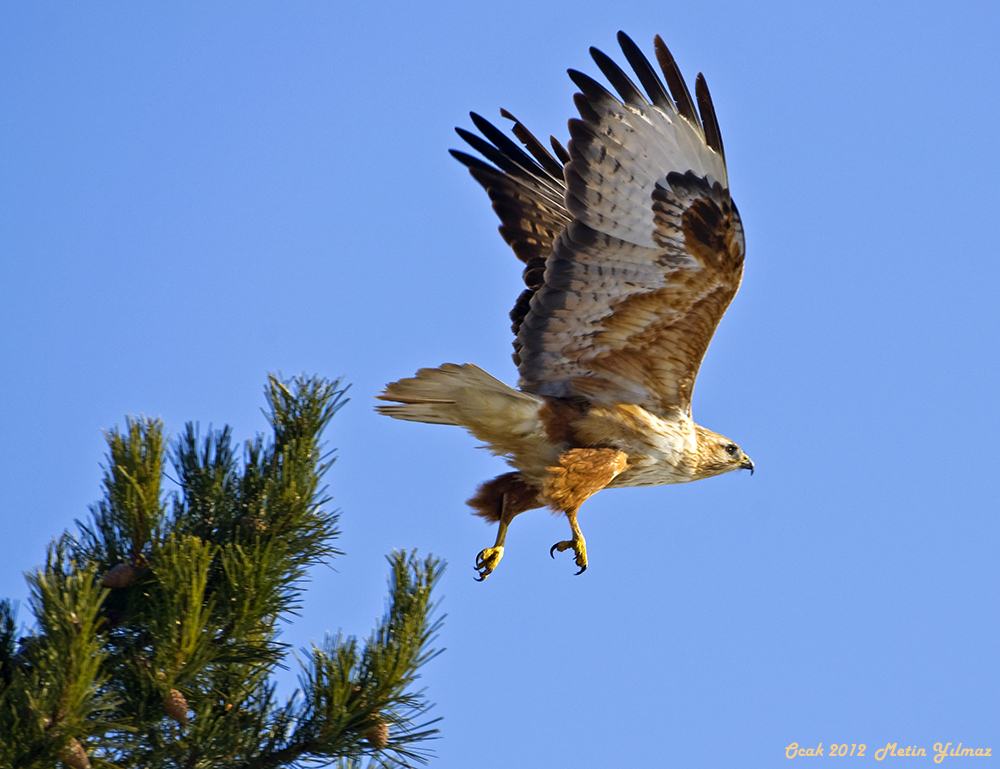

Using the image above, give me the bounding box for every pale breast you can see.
[575,403,700,487]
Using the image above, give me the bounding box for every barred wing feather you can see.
[453,32,745,418]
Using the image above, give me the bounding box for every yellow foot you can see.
[549,535,588,575]
[474,545,504,581]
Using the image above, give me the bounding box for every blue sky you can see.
[2,2,998,766]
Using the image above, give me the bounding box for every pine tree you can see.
[0,375,444,768]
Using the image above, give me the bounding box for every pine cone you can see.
[363,715,389,750]
[101,563,137,588]
[58,738,91,769]
[163,688,189,725]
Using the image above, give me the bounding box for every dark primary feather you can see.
[567,69,617,111]
[455,126,537,183]
[469,112,561,185]
[549,136,570,164]
[588,45,646,106]
[499,108,564,180]
[653,34,700,127]
[695,74,726,160]
[616,31,674,110]
[448,148,498,178]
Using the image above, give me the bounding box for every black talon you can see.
[549,543,558,559]
[575,564,587,576]
[474,562,491,581]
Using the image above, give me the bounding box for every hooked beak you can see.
[741,455,754,476]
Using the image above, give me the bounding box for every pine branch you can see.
[242,551,445,769]
[0,544,123,768]
[0,374,446,768]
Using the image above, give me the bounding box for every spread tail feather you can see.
[376,363,531,425]
[376,363,550,463]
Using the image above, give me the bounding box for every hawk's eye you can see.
[725,444,738,456]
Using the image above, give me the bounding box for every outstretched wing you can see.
[454,33,744,417]
[450,112,572,368]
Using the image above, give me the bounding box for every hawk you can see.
[378,32,753,579]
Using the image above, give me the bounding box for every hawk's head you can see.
[694,426,754,480]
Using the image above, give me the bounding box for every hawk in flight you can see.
[378,32,753,579]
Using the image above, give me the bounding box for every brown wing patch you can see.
[676,189,743,275]
[519,169,743,414]
[577,291,729,412]
[582,179,742,412]
[538,396,587,445]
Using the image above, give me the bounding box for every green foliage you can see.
[0,550,120,768]
[0,375,444,769]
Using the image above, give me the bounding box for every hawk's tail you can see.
[376,363,553,468]
[378,364,550,519]
[376,363,533,426]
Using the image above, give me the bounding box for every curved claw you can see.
[550,538,587,574]
[474,546,504,581]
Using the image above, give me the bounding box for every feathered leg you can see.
[544,448,628,574]
[469,472,543,581]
